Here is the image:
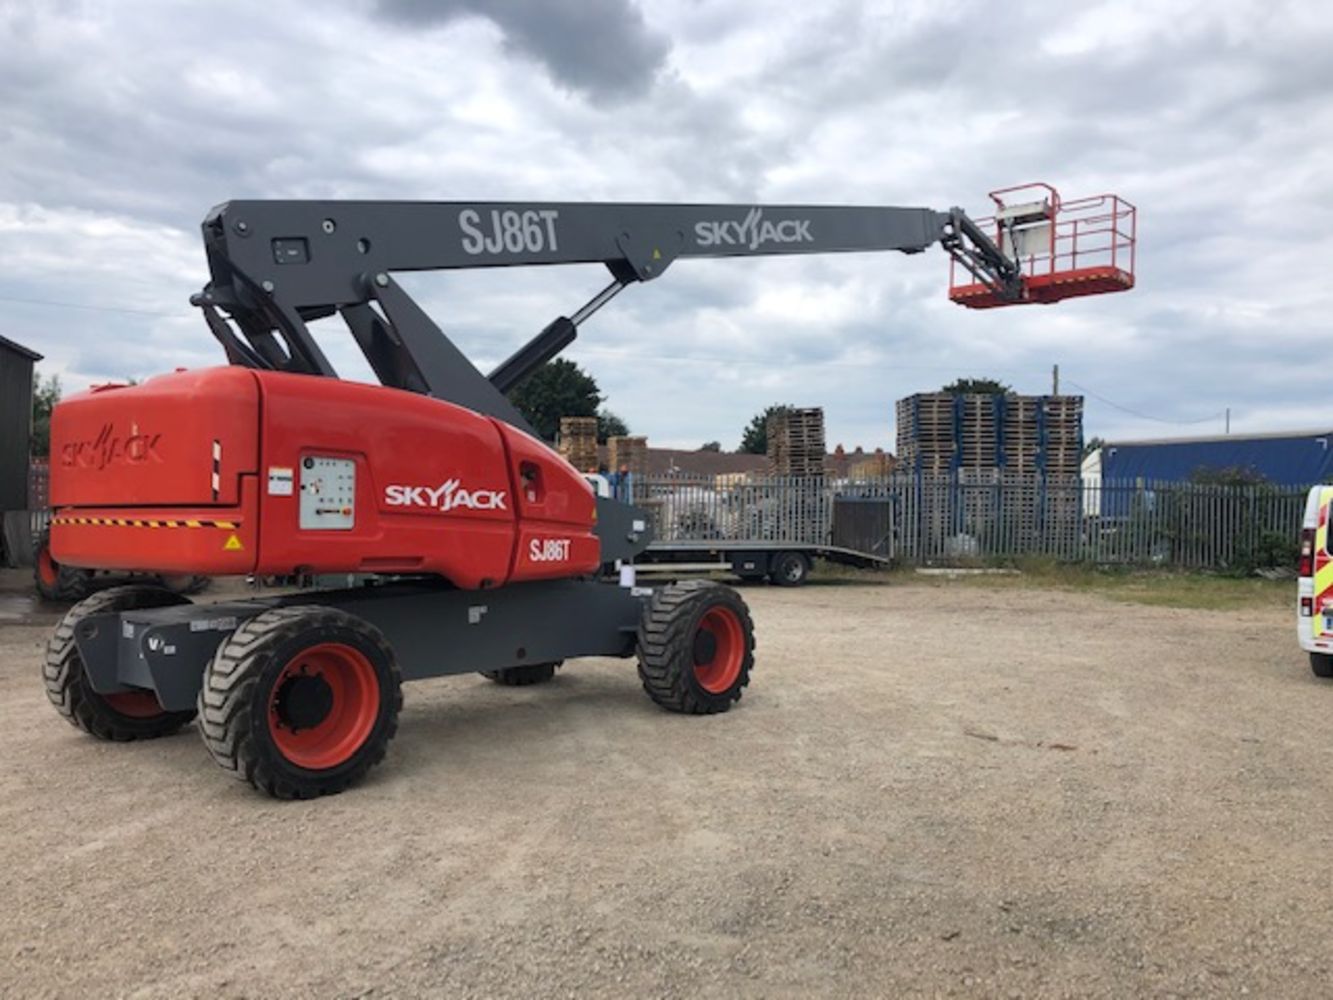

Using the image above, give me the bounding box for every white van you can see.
[1298,485,1333,678]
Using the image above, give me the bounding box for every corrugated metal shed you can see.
[0,334,43,511]
[1100,429,1333,486]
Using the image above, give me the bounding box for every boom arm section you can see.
[191,199,1020,434]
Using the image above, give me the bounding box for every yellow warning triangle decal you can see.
[223,534,243,551]
[652,248,662,260]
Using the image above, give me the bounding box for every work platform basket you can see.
[949,183,1136,308]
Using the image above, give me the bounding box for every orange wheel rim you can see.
[37,547,58,587]
[103,690,165,718]
[693,606,744,694]
[268,643,379,770]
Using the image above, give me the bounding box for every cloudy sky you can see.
[2,0,1331,451]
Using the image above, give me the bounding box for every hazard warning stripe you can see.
[52,516,239,530]
[1313,487,1333,638]
[211,439,222,501]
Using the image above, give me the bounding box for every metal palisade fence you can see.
[624,472,1308,570]
[26,460,1306,572]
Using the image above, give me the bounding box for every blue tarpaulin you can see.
[1101,431,1333,486]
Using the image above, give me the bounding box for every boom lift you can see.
[44,186,1135,798]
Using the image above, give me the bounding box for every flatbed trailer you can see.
[636,539,891,587]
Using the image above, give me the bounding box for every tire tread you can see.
[636,580,755,715]
[42,585,195,740]
[196,606,403,799]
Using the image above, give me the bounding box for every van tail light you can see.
[1300,528,1316,577]
[1301,596,1314,617]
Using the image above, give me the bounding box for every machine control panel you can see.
[299,456,355,530]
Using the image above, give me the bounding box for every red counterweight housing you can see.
[48,368,601,588]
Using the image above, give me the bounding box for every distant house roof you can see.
[0,334,42,362]
[1101,429,1333,486]
[646,448,772,476]
[594,446,899,478]
[826,447,896,478]
[596,446,773,476]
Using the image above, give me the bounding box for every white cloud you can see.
[1,0,1331,450]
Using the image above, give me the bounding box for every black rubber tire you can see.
[197,606,403,799]
[43,585,197,740]
[33,532,93,603]
[481,661,562,686]
[637,579,755,714]
[1311,653,1333,679]
[769,551,810,587]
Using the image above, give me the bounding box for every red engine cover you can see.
[49,367,601,588]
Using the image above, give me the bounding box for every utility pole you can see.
[1052,363,1060,395]
[1225,407,1230,434]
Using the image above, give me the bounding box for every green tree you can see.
[1188,465,1266,486]
[31,372,61,458]
[597,409,630,443]
[699,441,721,452]
[739,404,791,455]
[507,359,602,442]
[1082,435,1105,458]
[941,377,1011,395]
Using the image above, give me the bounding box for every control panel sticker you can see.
[300,456,356,531]
[267,466,294,496]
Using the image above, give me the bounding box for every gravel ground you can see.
[1,573,1330,998]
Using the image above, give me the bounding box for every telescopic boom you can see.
[189,198,1021,433]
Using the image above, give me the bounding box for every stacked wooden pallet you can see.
[767,407,826,478]
[1002,395,1042,474]
[608,435,649,476]
[558,416,599,472]
[1012,397,1082,545]
[1042,396,1083,478]
[895,394,956,474]
[897,391,1085,555]
[898,392,1084,476]
[956,394,999,470]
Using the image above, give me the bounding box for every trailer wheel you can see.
[481,661,562,686]
[769,551,810,587]
[43,585,197,740]
[1311,653,1333,679]
[33,531,93,602]
[197,606,402,799]
[637,579,755,714]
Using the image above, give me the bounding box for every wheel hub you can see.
[691,605,744,694]
[264,642,381,771]
[692,629,718,665]
[273,668,334,732]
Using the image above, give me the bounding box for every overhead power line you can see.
[0,294,180,319]
[1063,378,1226,426]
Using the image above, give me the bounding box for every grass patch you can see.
[811,559,1292,611]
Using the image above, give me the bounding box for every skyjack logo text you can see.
[61,423,163,470]
[384,480,508,513]
[694,208,813,250]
